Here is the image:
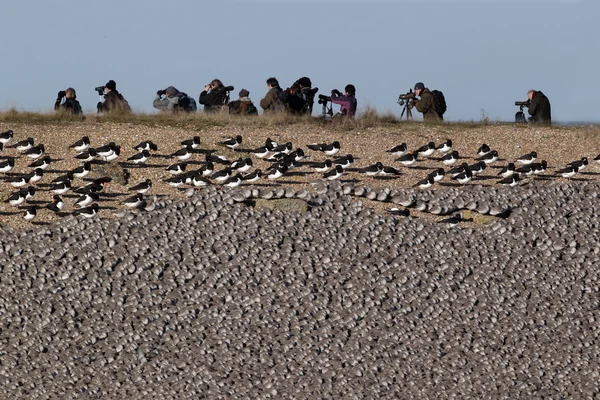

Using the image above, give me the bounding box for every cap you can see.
[105,80,116,91]
[414,82,425,91]
[239,89,250,98]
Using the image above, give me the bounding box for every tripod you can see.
[321,100,333,118]
[398,99,413,120]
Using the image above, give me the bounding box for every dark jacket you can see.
[528,91,551,125]
[199,89,227,113]
[229,97,258,116]
[97,90,130,113]
[55,98,83,115]
[414,89,441,122]
[331,92,357,118]
[260,86,284,113]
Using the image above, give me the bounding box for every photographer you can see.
[330,84,357,118]
[229,89,258,116]
[199,79,229,113]
[260,77,284,114]
[526,90,551,125]
[154,86,196,113]
[96,80,131,113]
[291,77,318,115]
[412,82,441,122]
[54,88,83,115]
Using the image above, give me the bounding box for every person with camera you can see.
[526,90,551,125]
[330,84,357,118]
[54,88,83,115]
[289,77,318,115]
[260,77,285,114]
[96,80,131,113]
[199,79,230,113]
[154,86,196,113]
[412,82,441,122]
[228,89,258,116]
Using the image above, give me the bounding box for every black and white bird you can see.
[428,168,445,182]
[28,168,44,183]
[74,192,99,208]
[532,160,548,175]
[498,174,521,187]
[594,154,600,164]
[23,206,37,221]
[308,141,341,156]
[516,164,535,177]
[192,173,211,187]
[211,168,232,183]
[76,177,111,194]
[468,161,487,176]
[224,174,243,188]
[0,129,14,144]
[416,141,435,157]
[129,179,152,194]
[265,137,279,151]
[206,153,230,165]
[448,163,469,178]
[72,162,92,179]
[312,159,332,173]
[6,190,26,207]
[24,144,45,159]
[452,168,473,185]
[271,141,293,154]
[251,145,270,159]
[75,148,97,163]
[397,152,418,166]
[380,165,401,176]
[360,162,384,176]
[413,175,434,189]
[28,156,51,170]
[73,203,99,218]
[558,165,578,179]
[181,136,201,149]
[438,213,465,227]
[266,165,287,180]
[9,137,34,152]
[96,142,117,159]
[128,149,151,164]
[477,150,498,164]
[477,143,491,157]
[7,175,30,188]
[568,157,588,172]
[24,186,36,201]
[46,195,65,213]
[123,193,144,208]
[324,165,344,180]
[103,145,121,162]
[436,139,452,154]
[387,208,410,217]
[333,154,354,169]
[133,140,158,152]
[222,135,242,150]
[231,158,253,172]
[52,180,72,194]
[164,175,187,188]
[387,143,407,157]
[172,146,192,161]
[441,150,459,166]
[0,157,15,173]
[498,163,516,178]
[166,162,188,175]
[69,136,90,152]
[198,161,214,176]
[242,169,262,182]
[516,151,537,165]
[289,148,306,162]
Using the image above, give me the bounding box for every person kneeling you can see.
[331,84,357,119]
[229,89,258,116]
[54,88,83,115]
[154,86,197,113]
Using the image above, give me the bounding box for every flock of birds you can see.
[0,128,598,223]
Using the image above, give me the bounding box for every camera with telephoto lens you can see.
[318,94,331,105]
[397,89,416,106]
[95,86,105,96]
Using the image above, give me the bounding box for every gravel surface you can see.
[0,179,599,399]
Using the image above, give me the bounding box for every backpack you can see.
[432,90,447,116]
[178,93,197,112]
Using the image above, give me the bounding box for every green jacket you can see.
[415,89,441,122]
[528,91,551,125]
[260,86,284,113]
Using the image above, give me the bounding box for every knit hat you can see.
[239,89,250,98]
[414,82,425,91]
[105,80,117,91]
[166,86,177,96]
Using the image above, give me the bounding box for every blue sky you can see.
[3,0,598,122]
